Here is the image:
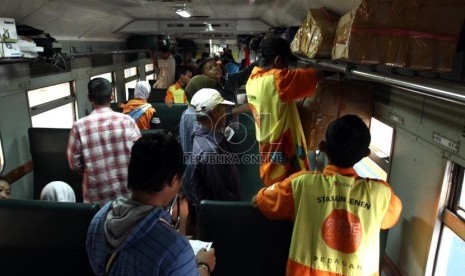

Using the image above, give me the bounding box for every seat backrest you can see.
[198,200,293,276]
[0,199,99,275]
[147,88,167,102]
[28,127,83,202]
[228,112,262,200]
[199,201,390,276]
[151,103,187,134]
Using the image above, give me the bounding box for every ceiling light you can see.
[175,6,192,18]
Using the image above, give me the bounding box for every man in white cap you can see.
[189,88,242,233]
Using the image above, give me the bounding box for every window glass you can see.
[434,226,465,275]
[125,79,138,101]
[0,133,4,174]
[124,67,137,78]
[146,74,155,81]
[459,176,465,213]
[353,118,393,181]
[91,72,113,82]
[28,83,71,107]
[370,117,393,159]
[145,63,155,81]
[31,103,75,128]
[145,63,153,72]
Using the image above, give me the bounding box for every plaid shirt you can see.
[67,107,141,206]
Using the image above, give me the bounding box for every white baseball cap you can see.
[191,88,235,114]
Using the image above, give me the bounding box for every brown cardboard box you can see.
[332,0,465,72]
[298,79,374,151]
[291,8,339,59]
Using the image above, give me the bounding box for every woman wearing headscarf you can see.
[121,81,158,130]
[40,181,76,202]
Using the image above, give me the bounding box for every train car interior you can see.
[1,0,465,275]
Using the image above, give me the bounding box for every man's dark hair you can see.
[198,57,215,73]
[88,78,112,105]
[175,66,191,81]
[127,133,185,193]
[325,115,371,168]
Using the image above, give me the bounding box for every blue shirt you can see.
[192,127,241,203]
[179,106,200,203]
[86,201,199,276]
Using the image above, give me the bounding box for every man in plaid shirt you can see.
[67,78,141,206]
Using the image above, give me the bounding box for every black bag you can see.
[16,24,69,70]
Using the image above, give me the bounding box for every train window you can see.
[91,72,113,82]
[124,66,139,101]
[28,82,75,128]
[28,83,71,107]
[370,118,393,160]
[145,63,155,81]
[353,117,393,181]
[433,165,465,275]
[31,103,75,128]
[0,133,4,174]
[124,67,137,78]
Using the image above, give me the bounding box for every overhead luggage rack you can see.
[299,58,465,107]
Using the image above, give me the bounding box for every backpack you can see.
[16,24,69,70]
[127,103,152,121]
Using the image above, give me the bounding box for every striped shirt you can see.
[67,107,141,206]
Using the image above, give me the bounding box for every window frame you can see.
[28,81,77,128]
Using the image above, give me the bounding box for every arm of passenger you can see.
[165,88,174,107]
[256,175,296,221]
[66,127,83,172]
[131,120,142,140]
[167,240,201,276]
[229,61,257,86]
[381,191,402,229]
[276,68,319,102]
[231,103,250,115]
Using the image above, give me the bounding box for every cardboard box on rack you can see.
[299,79,374,152]
[331,0,465,72]
[291,8,339,59]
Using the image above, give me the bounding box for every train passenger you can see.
[191,88,241,202]
[40,181,76,202]
[194,56,256,123]
[190,88,241,237]
[0,177,11,199]
[180,75,218,236]
[67,78,141,207]
[180,76,217,199]
[165,66,193,107]
[253,115,402,276]
[246,37,319,187]
[86,133,216,276]
[121,80,159,130]
[150,45,176,89]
